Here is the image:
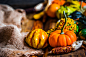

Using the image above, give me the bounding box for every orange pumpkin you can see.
[49,30,77,47]
[46,3,60,17]
[52,0,65,5]
[79,1,86,7]
[49,11,77,47]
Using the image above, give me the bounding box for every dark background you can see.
[0,0,86,9]
[0,0,44,9]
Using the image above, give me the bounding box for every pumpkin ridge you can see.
[32,29,40,48]
[37,37,41,48]
[43,39,48,48]
[31,31,37,47]
[49,33,60,47]
[31,29,39,47]
[25,29,36,47]
[30,32,35,47]
[67,31,77,40]
[58,34,67,47]
[57,34,60,47]
[42,32,48,48]
[37,29,48,48]
[65,32,75,43]
[26,31,31,38]
[56,34,60,47]
[65,35,72,46]
[37,29,42,48]
[69,31,76,42]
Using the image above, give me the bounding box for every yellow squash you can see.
[25,29,48,49]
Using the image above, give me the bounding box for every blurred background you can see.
[0,0,44,9]
[0,0,86,9]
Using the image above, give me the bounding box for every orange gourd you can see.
[46,3,60,17]
[52,0,65,5]
[79,1,86,7]
[49,11,77,47]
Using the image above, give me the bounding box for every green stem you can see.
[61,11,67,34]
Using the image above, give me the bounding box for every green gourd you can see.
[79,29,86,40]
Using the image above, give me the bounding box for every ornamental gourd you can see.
[49,11,77,47]
[52,0,65,5]
[47,16,78,36]
[56,6,76,19]
[56,18,78,33]
[56,1,80,19]
[64,1,80,10]
[79,1,86,8]
[76,16,86,30]
[25,29,48,49]
[79,29,86,40]
[46,3,60,17]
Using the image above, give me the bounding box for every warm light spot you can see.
[42,35,44,39]
[36,39,38,40]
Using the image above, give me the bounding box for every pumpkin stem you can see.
[61,11,67,34]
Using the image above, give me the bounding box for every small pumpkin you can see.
[79,29,86,40]
[49,11,77,47]
[52,0,65,5]
[25,29,48,49]
[46,3,60,17]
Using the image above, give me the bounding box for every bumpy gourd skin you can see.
[56,18,78,33]
[47,18,78,36]
[25,29,48,49]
